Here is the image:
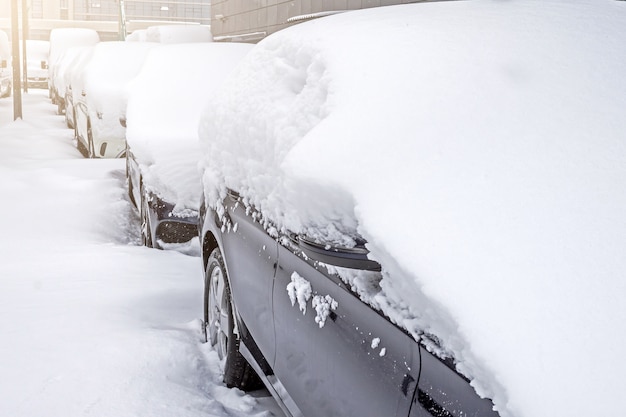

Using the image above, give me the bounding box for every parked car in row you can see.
[125,42,252,248]
[56,46,95,130]
[196,1,626,417]
[48,28,100,110]
[73,41,156,158]
[23,40,49,89]
[0,30,11,98]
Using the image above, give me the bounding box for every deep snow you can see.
[0,91,282,417]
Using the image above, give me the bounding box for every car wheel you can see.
[140,184,155,248]
[204,247,262,390]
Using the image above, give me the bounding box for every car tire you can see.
[204,247,261,390]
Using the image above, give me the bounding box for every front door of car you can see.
[271,241,419,417]
[219,193,278,366]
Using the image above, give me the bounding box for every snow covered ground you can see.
[0,90,283,417]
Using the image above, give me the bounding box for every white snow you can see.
[0,91,283,417]
[198,1,626,417]
[311,295,338,329]
[23,40,50,81]
[125,42,253,213]
[81,41,157,146]
[370,338,380,349]
[48,28,100,89]
[145,25,213,43]
[286,272,312,315]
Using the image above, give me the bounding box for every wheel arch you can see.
[202,231,219,271]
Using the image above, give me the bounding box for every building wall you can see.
[211,0,423,42]
[0,0,211,41]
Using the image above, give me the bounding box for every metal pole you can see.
[118,0,127,41]
[11,0,22,120]
[21,0,28,93]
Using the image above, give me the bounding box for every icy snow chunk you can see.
[380,348,386,357]
[312,294,338,328]
[286,272,311,315]
[371,337,381,349]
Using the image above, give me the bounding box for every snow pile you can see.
[0,91,283,417]
[145,25,213,43]
[126,42,252,212]
[199,1,626,416]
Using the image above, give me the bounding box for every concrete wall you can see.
[211,0,423,42]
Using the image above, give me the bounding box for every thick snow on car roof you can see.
[198,1,626,416]
[145,25,212,43]
[48,28,100,71]
[126,42,253,211]
[83,41,157,114]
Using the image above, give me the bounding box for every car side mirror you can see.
[41,60,48,70]
[296,235,381,271]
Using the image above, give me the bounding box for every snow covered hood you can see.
[199,1,626,416]
[126,42,253,210]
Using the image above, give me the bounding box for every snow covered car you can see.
[58,46,95,130]
[48,28,99,108]
[0,30,11,98]
[197,1,626,417]
[125,42,252,248]
[23,40,49,89]
[74,41,157,158]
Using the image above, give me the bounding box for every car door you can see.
[219,192,278,365]
[271,237,419,417]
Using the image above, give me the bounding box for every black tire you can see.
[204,247,261,390]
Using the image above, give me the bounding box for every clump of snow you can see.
[126,42,253,212]
[370,338,380,349]
[286,272,312,315]
[311,294,338,328]
[199,1,626,416]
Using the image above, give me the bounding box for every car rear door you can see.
[271,239,419,417]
